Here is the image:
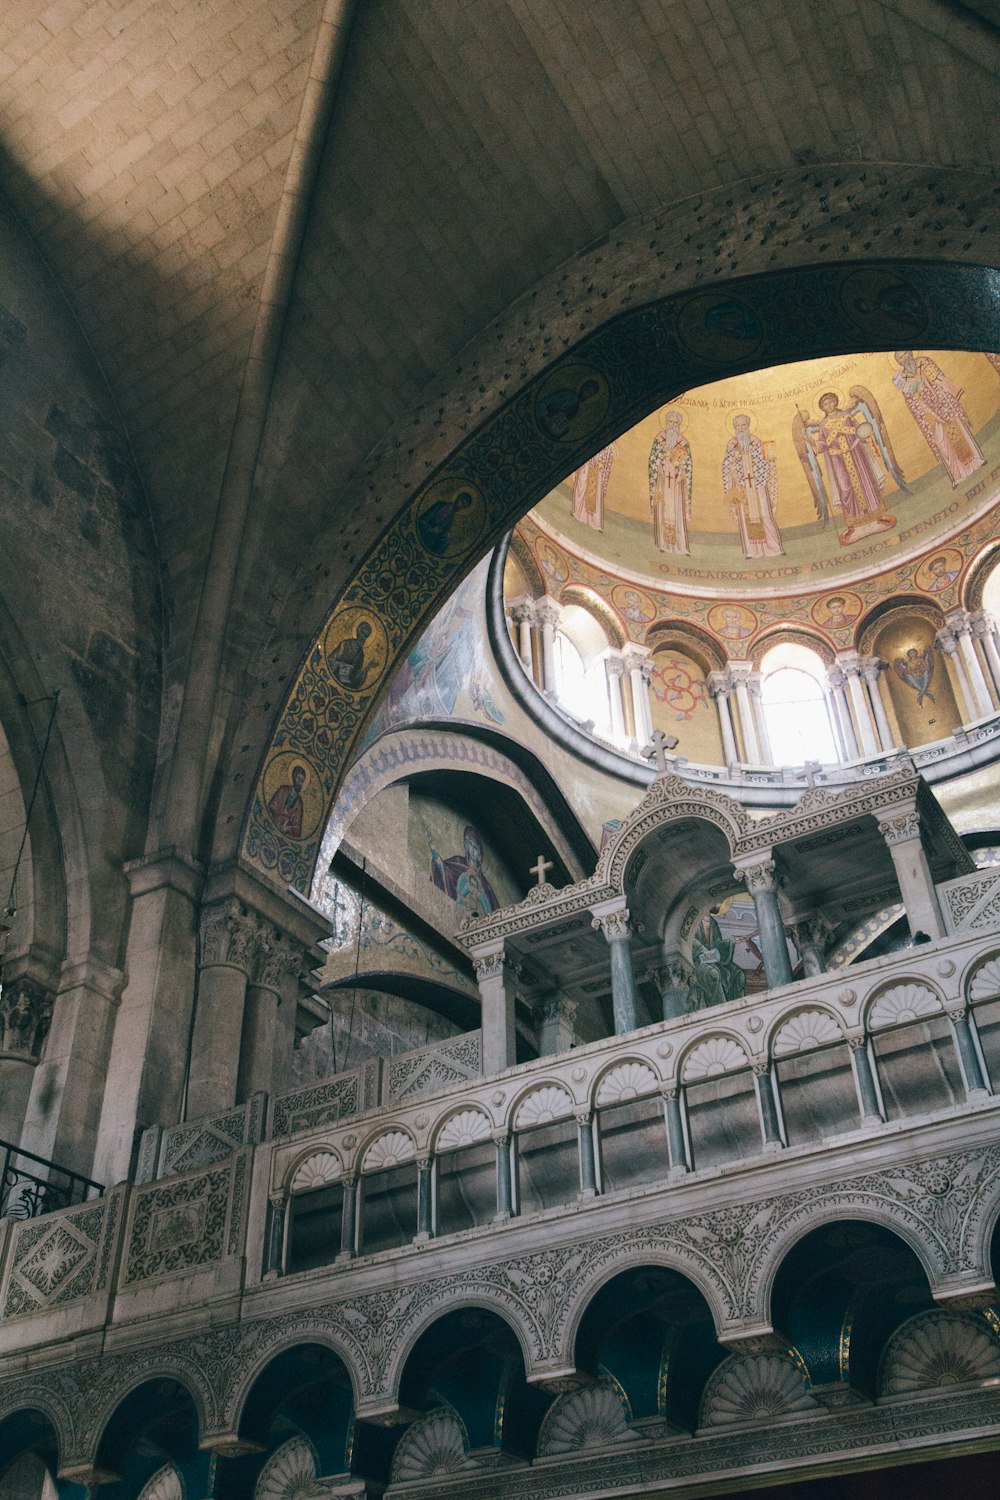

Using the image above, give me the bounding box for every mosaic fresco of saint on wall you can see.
[545,349,1000,591]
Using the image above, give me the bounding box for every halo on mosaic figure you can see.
[261,751,325,843]
[414,476,488,561]
[533,362,611,444]
[321,605,389,695]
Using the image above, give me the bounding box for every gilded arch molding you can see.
[241,256,1000,896]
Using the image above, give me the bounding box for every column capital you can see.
[603,649,628,680]
[733,857,778,895]
[472,947,506,983]
[859,654,886,683]
[537,993,578,1025]
[877,805,922,845]
[789,914,833,951]
[968,608,996,639]
[200,899,259,973]
[535,596,562,628]
[251,927,307,996]
[591,905,632,943]
[707,668,733,698]
[826,664,847,691]
[834,649,863,676]
[507,594,538,626]
[0,976,54,1064]
[622,644,651,672]
[934,624,960,655]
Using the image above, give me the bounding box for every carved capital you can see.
[735,858,778,896]
[507,596,537,627]
[537,994,578,1025]
[827,666,847,691]
[604,653,627,680]
[200,901,258,972]
[860,654,886,684]
[707,669,733,700]
[878,809,922,846]
[591,907,632,944]
[789,915,832,953]
[472,949,505,984]
[934,625,960,655]
[251,928,304,994]
[536,597,561,628]
[968,609,996,640]
[835,649,863,678]
[0,977,54,1063]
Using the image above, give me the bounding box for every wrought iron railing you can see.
[0,1137,103,1220]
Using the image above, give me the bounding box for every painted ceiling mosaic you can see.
[534,350,1000,599]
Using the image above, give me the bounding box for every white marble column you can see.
[877,804,945,940]
[508,597,536,679]
[946,609,994,718]
[472,942,517,1075]
[602,650,628,744]
[969,610,1000,704]
[536,597,561,696]
[747,672,773,764]
[860,656,895,752]
[935,625,976,723]
[708,670,739,765]
[837,651,879,757]
[826,666,859,760]
[624,647,653,749]
[729,662,761,762]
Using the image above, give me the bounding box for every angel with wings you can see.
[793,389,907,547]
[894,646,936,707]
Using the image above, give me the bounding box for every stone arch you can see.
[963,537,1000,612]
[765,1003,846,1061]
[591,1056,662,1110]
[382,1292,539,1409]
[225,1326,363,1442]
[599,782,748,892]
[558,584,628,651]
[678,1031,751,1084]
[431,1104,493,1153]
[750,624,835,669]
[558,1248,733,1371]
[510,1077,580,1128]
[235,239,1000,894]
[0,1391,75,1480]
[358,1125,417,1173]
[644,622,724,678]
[857,593,947,657]
[962,946,1000,1004]
[753,1201,948,1330]
[85,1366,212,1474]
[283,1143,345,1197]
[954,1157,1000,1290]
[863,975,946,1031]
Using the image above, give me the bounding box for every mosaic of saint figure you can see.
[894,646,936,706]
[892,351,984,487]
[648,410,693,555]
[722,413,782,558]
[431,824,499,917]
[570,441,617,531]
[417,490,475,556]
[924,554,960,593]
[266,764,307,838]
[690,909,746,1009]
[329,620,377,689]
[793,389,905,547]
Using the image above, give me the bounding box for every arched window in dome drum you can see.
[760,644,838,766]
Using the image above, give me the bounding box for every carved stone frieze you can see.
[0,976,54,1063]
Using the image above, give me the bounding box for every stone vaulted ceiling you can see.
[1,0,999,868]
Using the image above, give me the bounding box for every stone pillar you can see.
[753,1063,784,1151]
[536,597,560,695]
[577,1111,597,1198]
[734,857,792,989]
[472,943,516,1075]
[591,902,640,1034]
[338,1173,358,1260]
[747,673,773,765]
[416,1155,433,1241]
[860,656,895,751]
[536,994,577,1057]
[21,956,125,1179]
[656,955,692,1019]
[948,609,995,718]
[508,597,536,678]
[94,850,202,1186]
[0,972,54,1149]
[494,1131,513,1221]
[186,901,257,1120]
[935,625,976,722]
[238,929,301,1103]
[662,1088,689,1177]
[708,670,739,765]
[826,666,859,760]
[788,915,831,977]
[624,647,654,749]
[838,652,879,757]
[848,1036,884,1127]
[729,663,761,762]
[948,1007,991,1101]
[263,1194,287,1277]
[877,805,945,940]
[603,652,628,743]
[969,610,1000,703]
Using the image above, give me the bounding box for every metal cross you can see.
[531,854,554,887]
[643,728,678,773]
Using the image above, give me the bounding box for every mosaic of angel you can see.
[892,351,985,487]
[894,645,936,707]
[722,412,782,558]
[571,440,617,531]
[648,410,692,555]
[792,388,907,547]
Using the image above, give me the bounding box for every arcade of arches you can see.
[3,3,1000,1498]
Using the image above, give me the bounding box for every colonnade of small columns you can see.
[469,803,947,1075]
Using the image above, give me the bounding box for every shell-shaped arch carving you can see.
[595,1060,659,1106]
[436,1108,492,1152]
[362,1129,416,1172]
[772,1009,843,1057]
[700,1354,816,1427]
[138,1466,184,1500]
[289,1149,341,1195]
[967,951,1000,1002]
[682,1035,749,1082]
[390,1407,469,1482]
[515,1084,574,1128]
[537,1384,636,1456]
[868,981,942,1029]
[254,1434,320,1499]
[878,1310,1000,1396]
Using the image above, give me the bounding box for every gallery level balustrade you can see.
[0,1136,103,1223]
